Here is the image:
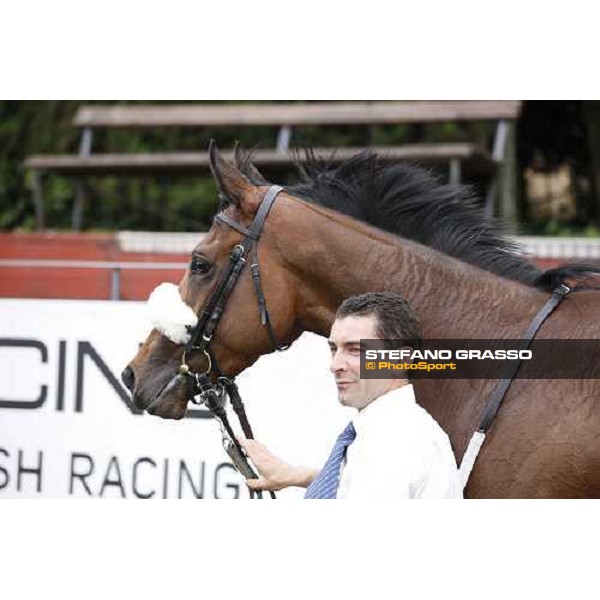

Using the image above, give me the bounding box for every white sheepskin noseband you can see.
[146,283,198,344]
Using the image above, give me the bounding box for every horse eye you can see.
[190,258,212,277]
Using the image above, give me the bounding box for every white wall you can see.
[0,299,352,499]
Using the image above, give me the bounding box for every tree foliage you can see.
[1,100,492,232]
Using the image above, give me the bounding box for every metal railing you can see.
[0,259,187,300]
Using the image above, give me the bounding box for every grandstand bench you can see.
[24,101,522,230]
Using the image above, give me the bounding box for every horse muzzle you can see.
[145,373,195,419]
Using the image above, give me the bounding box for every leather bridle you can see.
[176,185,286,499]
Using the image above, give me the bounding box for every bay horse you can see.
[124,144,600,498]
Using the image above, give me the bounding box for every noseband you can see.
[177,185,286,499]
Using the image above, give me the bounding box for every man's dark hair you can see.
[336,291,422,349]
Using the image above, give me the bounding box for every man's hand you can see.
[238,438,318,491]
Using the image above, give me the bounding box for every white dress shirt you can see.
[337,384,462,499]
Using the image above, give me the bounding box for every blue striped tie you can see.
[305,421,356,499]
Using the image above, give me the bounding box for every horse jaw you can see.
[145,373,195,420]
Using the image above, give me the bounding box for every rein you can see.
[458,283,572,489]
[177,185,286,499]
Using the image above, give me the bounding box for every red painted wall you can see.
[0,232,565,302]
[0,233,187,301]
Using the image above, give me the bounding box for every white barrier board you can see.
[0,299,351,499]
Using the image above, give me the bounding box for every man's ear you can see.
[209,140,260,215]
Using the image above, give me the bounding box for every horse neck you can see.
[277,198,546,338]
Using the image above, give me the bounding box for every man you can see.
[239,292,462,499]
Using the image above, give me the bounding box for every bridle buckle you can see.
[554,283,572,298]
[232,244,245,261]
[190,374,226,406]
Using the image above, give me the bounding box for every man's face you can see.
[329,314,402,410]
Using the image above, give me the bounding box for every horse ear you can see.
[233,140,242,165]
[233,142,269,184]
[208,140,257,209]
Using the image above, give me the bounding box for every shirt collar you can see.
[352,383,416,434]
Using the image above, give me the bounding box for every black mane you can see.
[238,149,599,292]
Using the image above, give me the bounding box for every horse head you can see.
[122,143,305,419]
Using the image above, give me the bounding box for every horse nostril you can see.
[121,366,135,391]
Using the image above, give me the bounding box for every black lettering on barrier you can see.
[162,458,169,499]
[132,457,156,499]
[70,453,94,495]
[100,456,126,498]
[214,463,240,499]
[17,450,43,492]
[0,337,214,418]
[76,341,142,414]
[0,447,9,489]
[0,339,48,409]
[56,340,66,411]
[178,460,205,499]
